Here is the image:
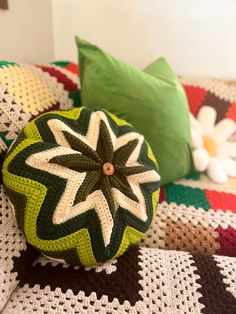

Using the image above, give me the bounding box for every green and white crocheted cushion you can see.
[3,107,160,266]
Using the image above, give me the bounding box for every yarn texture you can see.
[2,107,160,266]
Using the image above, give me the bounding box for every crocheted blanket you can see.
[1,62,236,313]
[1,171,236,313]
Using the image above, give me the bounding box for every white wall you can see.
[52,0,236,78]
[0,0,54,63]
[1,0,235,77]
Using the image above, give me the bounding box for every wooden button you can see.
[103,163,115,176]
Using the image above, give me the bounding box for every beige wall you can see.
[52,0,236,78]
[1,0,236,77]
[0,0,54,63]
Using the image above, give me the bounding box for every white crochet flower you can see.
[190,106,236,183]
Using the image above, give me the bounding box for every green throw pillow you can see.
[3,107,160,266]
[76,37,193,185]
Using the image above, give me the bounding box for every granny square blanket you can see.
[1,62,236,313]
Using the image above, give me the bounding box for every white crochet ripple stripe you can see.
[0,84,31,141]
[0,185,27,312]
[214,255,236,299]
[0,65,56,116]
[2,248,204,314]
[25,111,159,248]
[140,201,236,249]
[34,254,118,274]
[180,77,236,103]
[139,248,203,313]
[24,64,74,111]
[0,136,7,152]
[175,175,236,194]
[50,64,81,88]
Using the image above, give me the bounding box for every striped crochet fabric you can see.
[2,179,236,313]
[180,77,236,123]
[0,61,80,309]
[141,173,236,256]
[0,60,80,154]
[3,107,160,266]
[2,243,236,313]
[1,65,236,312]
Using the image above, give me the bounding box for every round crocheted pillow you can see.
[3,108,160,266]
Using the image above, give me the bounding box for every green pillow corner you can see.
[75,36,193,185]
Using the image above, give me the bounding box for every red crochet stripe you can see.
[159,187,166,203]
[66,63,79,75]
[38,66,77,92]
[205,190,236,212]
[216,226,236,257]
[226,102,236,122]
[183,85,207,116]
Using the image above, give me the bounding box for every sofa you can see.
[0,61,236,313]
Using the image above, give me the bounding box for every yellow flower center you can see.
[203,136,217,156]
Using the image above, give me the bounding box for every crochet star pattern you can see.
[3,108,160,266]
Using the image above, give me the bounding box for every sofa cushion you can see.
[76,37,193,186]
[3,108,160,266]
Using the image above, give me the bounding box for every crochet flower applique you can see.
[190,106,236,183]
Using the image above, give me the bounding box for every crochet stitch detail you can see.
[3,108,160,266]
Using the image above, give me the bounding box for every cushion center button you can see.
[103,162,114,176]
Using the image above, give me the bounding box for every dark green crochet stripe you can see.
[50,61,81,107]
[8,142,159,263]
[51,61,70,67]
[38,109,150,217]
[62,131,102,163]
[69,90,81,107]
[35,107,158,201]
[14,137,157,239]
[0,150,6,184]
[34,108,134,145]
[7,108,160,263]
[35,108,92,143]
[8,131,27,155]
[4,187,27,235]
[109,174,138,203]
[184,172,201,181]
[0,61,18,68]
[0,132,13,148]
[96,120,114,162]
[165,183,210,210]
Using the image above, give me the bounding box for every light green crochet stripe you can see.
[36,107,83,121]
[24,107,84,141]
[146,141,158,168]
[3,107,159,266]
[4,161,97,265]
[24,121,43,141]
[108,108,160,221]
[113,188,159,260]
[151,189,159,220]
[114,226,143,259]
[108,110,159,169]
[3,110,98,266]
[107,111,132,127]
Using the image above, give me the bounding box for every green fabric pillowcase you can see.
[75,37,192,185]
